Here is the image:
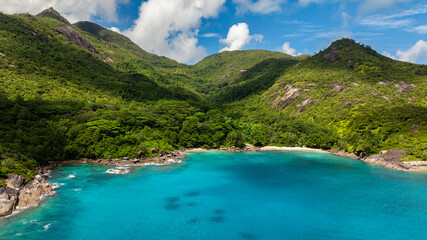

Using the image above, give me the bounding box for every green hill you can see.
[0,11,426,181]
[232,39,426,159]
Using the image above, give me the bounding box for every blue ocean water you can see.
[1,151,427,240]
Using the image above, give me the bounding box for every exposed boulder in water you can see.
[0,187,19,217]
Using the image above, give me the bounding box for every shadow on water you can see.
[240,233,258,239]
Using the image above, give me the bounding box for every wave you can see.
[52,183,65,189]
[43,223,52,231]
[67,175,75,179]
[106,167,130,174]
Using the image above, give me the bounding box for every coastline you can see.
[2,145,426,218]
[182,146,427,173]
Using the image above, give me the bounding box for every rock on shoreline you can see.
[363,149,427,172]
[0,174,54,218]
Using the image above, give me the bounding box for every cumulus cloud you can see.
[0,0,128,23]
[123,0,225,63]
[233,0,285,14]
[220,23,263,52]
[382,51,397,60]
[109,27,121,33]
[396,40,427,63]
[281,42,300,56]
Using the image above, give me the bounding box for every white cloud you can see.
[359,18,413,28]
[0,0,129,23]
[233,0,285,14]
[109,27,121,33]
[281,42,300,56]
[298,0,322,7]
[342,12,351,28]
[396,40,427,63]
[382,51,397,60]
[123,0,225,63]
[312,31,353,39]
[359,0,412,13]
[414,25,427,34]
[359,4,427,29]
[220,23,263,52]
[201,33,221,38]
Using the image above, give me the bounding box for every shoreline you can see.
[2,145,426,218]
[182,146,427,173]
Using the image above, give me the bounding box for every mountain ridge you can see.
[0,9,425,181]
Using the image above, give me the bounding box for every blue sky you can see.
[1,0,427,64]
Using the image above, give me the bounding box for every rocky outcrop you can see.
[409,124,419,132]
[364,149,407,170]
[272,84,305,108]
[363,149,427,172]
[323,46,339,63]
[56,25,98,53]
[0,174,54,218]
[7,173,25,189]
[394,82,416,93]
[56,26,113,63]
[17,178,54,209]
[330,83,345,92]
[0,187,19,217]
[369,89,393,103]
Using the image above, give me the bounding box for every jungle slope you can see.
[230,39,426,161]
[0,9,426,183]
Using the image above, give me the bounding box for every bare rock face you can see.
[17,178,54,209]
[7,173,25,189]
[330,83,345,92]
[394,82,416,93]
[0,187,19,217]
[271,84,303,108]
[56,25,98,53]
[364,149,407,170]
[409,124,419,132]
[323,46,339,63]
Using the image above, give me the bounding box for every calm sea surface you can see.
[1,151,427,240]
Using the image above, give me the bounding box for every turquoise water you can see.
[1,151,427,240]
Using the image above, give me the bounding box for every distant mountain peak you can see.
[316,38,383,66]
[37,7,70,24]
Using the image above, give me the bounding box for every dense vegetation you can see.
[0,9,426,180]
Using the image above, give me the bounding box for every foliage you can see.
[0,12,426,179]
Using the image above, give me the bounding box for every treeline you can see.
[0,92,341,179]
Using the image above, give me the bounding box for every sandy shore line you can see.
[260,146,329,153]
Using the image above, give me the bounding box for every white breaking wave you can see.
[168,159,182,163]
[67,175,75,179]
[106,167,130,174]
[43,223,52,231]
[52,183,65,189]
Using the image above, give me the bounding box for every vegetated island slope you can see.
[0,8,425,181]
